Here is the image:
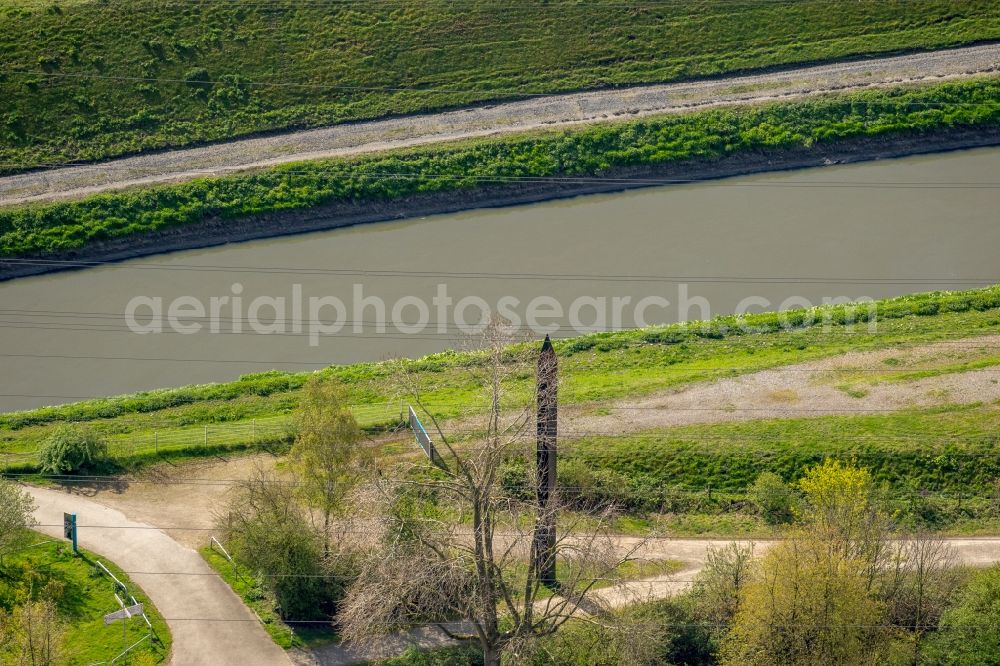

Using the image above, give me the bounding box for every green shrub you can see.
[531,596,712,666]
[222,470,353,621]
[38,424,109,474]
[0,479,37,563]
[748,472,797,524]
[924,565,1000,664]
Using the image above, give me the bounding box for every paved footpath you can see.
[2,43,997,206]
[27,485,293,666]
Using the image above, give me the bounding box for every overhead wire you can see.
[2,257,1000,283]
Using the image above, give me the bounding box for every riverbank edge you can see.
[2,125,999,281]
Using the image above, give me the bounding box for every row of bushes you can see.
[2,77,999,258]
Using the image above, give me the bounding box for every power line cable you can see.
[3,348,999,368]
[31,523,1000,540]
[10,474,999,499]
[3,257,1000,283]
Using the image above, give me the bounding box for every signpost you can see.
[63,512,77,554]
[103,601,144,625]
[93,560,151,665]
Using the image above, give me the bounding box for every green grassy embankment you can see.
[2,77,999,259]
[2,0,998,170]
[3,287,1000,530]
[0,530,171,664]
[1,287,999,509]
[537,401,1000,534]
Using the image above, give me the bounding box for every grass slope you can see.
[555,403,1000,497]
[0,531,171,664]
[2,286,1000,474]
[1,0,998,170]
[2,76,999,258]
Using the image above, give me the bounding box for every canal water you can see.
[1,147,998,411]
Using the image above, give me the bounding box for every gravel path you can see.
[28,485,293,666]
[3,44,998,206]
[589,536,1000,608]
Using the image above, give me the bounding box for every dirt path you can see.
[27,484,293,666]
[590,536,1000,608]
[3,44,998,206]
[59,453,282,550]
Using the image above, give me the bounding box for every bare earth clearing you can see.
[2,44,998,206]
[570,335,1000,433]
[59,452,285,550]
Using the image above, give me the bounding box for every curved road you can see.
[2,43,998,206]
[28,485,293,666]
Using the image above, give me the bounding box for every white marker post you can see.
[104,594,144,664]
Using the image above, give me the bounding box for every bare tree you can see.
[692,542,756,626]
[883,532,960,664]
[5,581,62,666]
[338,322,646,666]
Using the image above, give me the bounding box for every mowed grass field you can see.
[1,0,998,169]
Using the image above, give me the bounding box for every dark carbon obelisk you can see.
[535,334,558,586]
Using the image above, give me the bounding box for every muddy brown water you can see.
[1,147,998,412]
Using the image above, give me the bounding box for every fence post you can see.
[153,431,158,454]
